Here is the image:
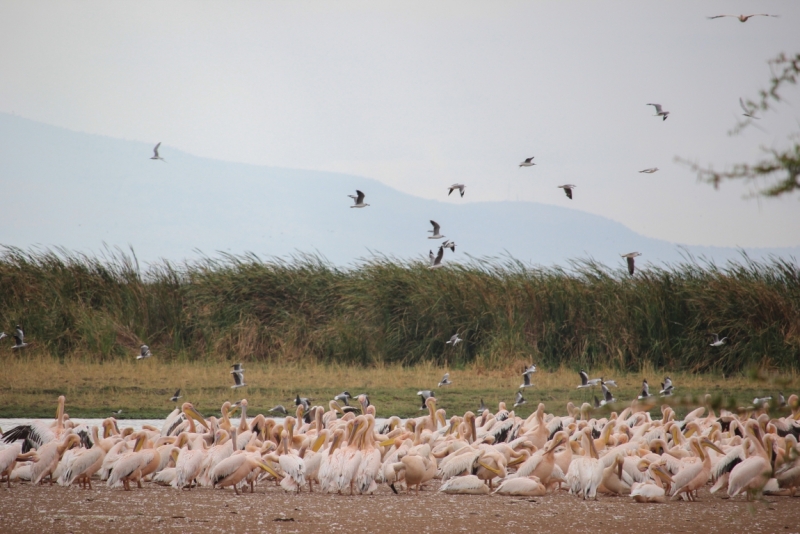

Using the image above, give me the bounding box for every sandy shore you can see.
[2,480,799,534]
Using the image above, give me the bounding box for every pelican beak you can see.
[653,464,673,484]
[311,434,326,453]
[185,405,209,429]
[507,455,527,467]
[257,461,283,480]
[170,449,180,464]
[437,412,447,428]
[478,461,503,478]
[333,402,344,415]
[379,437,396,448]
[229,404,240,416]
[701,438,724,455]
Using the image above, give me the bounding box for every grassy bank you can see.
[0,356,795,419]
[0,247,798,372]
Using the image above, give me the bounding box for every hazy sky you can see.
[1,1,798,248]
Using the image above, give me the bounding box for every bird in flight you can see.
[448,184,466,197]
[577,369,601,389]
[638,379,651,399]
[11,326,28,350]
[709,333,728,347]
[446,333,462,346]
[348,190,369,208]
[231,363,247,389]
[513,391,526,408]
[442,240,456,253]
[739,97,760,119]
[438,373,452,387]
[639,168,659,174]
[519,157,536,167]
[707,13,779,22]
[429,246,445,269]
[557,184,576,200]
[151,142,165,161]
[136,344,151,360]
[428,220,445,239]
[520,365,536,389]
[647,103,669,121]
[620,252,642,276]
[659,377,673,396]
[169,389,182,402]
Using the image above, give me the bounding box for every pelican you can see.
[448,184,466,197]
[439,474,490,494]
[31,434,80,485]
[513,391,526,408]
[277,429,306,492]
[728,436,773,500]
[494,475,546,496]
[438,373,452,387]
[3,395,68,452]
[392,451,435,495]
[707,13,779,22]
[151,142,165,161]
[709,333,728,347]
[429,246,444,269]
[0,444,38,488]
[557,184,576,199]
[621,252,641,276]
[577,369,601,389]
[631,460,674,503]
[647,103,669,121]
[348,190,369,208]
[136,345,151,360]
[355,415,382,494]
[566,428,604,500]
[446,333,462,346]
[519,157,535,167]
[212,452,281,494]
[739,97,760,119]
[639,167,659,173]
[11,325,28,350]
[428,220,445,239]
[169,389,182,403]
[670,437,724,501]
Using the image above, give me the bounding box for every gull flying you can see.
[348,190,370,208]
[438,373,452,387]
[557,184,576,199]
[647,103,669,121]
[151,142,165,161]
[519,157,536,167]
[448,184,466,197]
[136,344,151,360]
[621,252,642,276]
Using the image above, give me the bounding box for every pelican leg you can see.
[87,477,93,490]
[234,484,240,495]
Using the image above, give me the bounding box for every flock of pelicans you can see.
[1,388,799,502]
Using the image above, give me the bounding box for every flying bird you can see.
[446,333,462,346]
[477,398,488,414]
[136,344,151,360]
[709,333,728,347]
[429,246,445,269]
[577,369,601,389]
[230,363,246,389]
[753,396,772,406]
[621,252,642,276]
[448,184,466,197]
[169,389,182,403]
[739,97,760,119]
[438,373,452,387]
[334,391,352,405]
[151,142,165,161]
[11,325,28,350]
[442,240,456,253]
[639,168,659,174]
[707,14,779,22]
[268,405,289,416]
[295,394,311,410]
[520,370,535,389]
[348,190,370,208]
[111,409,123,416]
[513,391,526,408]
[601,378,618,388]
[599,384,616,406]
[638,380,651,399]
[0,332,6,341]
[647,103,669,121]
[417,390,435,410]
[557,184,576,199]
[428,220,445,239]
[519,157,536,167]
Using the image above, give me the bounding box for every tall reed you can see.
[0,246,797,372]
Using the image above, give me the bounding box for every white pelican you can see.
[30,434,80,485]
[355,415,382,494]
[392,451,435,495]
[277,429,306,492]
[428,220,445,239]
[557,184,576,199]
[136,344,151,360]
[707,13,779,22]
[620,252,641,276]
[151,142,165,161]
[566,428,604,500]
[2,395,67,452]
[519,157,535,167]
[630,460,674,503]
[448,184,466,197]
[438,474,490,494]
[211,452,281,495]
[11,325,28,349]
[318,428,346,492]
[58,426,114,489]
[494,475,546,496]
[728,435,774,500]
[709,333,728,347]
[348,190,369,208]
[0,444,37,488]
[670,437,724,501]
[647,103,669,121]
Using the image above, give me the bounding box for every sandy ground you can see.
[1,480,799,534]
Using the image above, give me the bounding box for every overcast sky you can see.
[1,1,798,249]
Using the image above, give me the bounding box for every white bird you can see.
[494,476,547,496]
[169,389,182,403]
[557,184,576,199]
[599,384,616,406]
[638,379,651,399]
[577,369,601,389]
[438,474,490,494]
[647,103,669,121]
[520,367,535,389]
[348,190,369,208]
[442,240,456,252]
[753,396,773,406]
[429,246,444,269]
[639,167,659,173]
[448,184,466,197]
[11,325,28,350]
[621,252,642,276]
[709,333,728,347]
[151,142,165,161]
[659,376,673,396]
[136,344,151,360]
[0,332,6,341]
[417,390,435,410]
[707,14,779,22]
[438,373,452,387]
[231,369,247,389]
[446,333,462,346]
[519,157,536,167]
[428,220,445,239]
[739,97,760,119]
[513,391,526,408]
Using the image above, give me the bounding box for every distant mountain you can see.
[1,113,797,269]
